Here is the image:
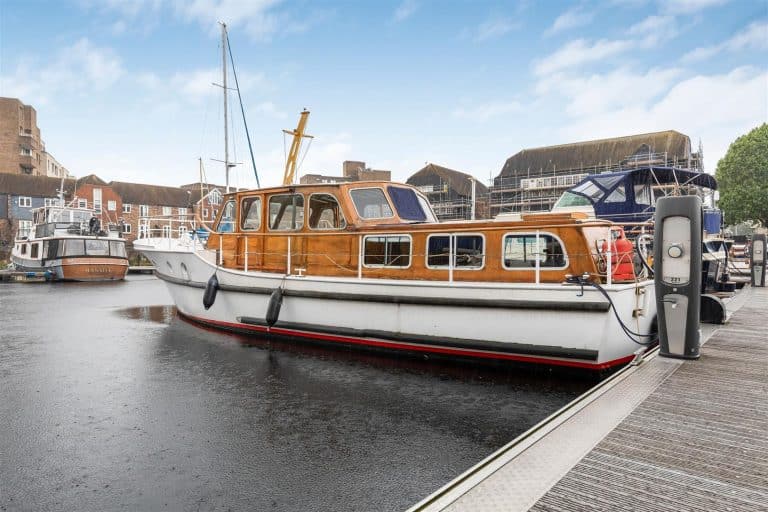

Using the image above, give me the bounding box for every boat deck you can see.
[409,285,768,512]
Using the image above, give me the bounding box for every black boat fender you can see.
[266,287,283,327]
[203,274,219,310]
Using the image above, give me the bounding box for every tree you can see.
[715,123,768,227]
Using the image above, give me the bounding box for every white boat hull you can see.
[136,240,657,371]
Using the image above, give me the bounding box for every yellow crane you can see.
[282,109,313,185]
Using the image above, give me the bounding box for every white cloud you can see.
[535,14,680,76]
[452,101,522,122]
[2,38,124,105]
[683,20,768,62]
[548,67,767,171]
[545,6,594,36]
[254,101,287,119]
[660,0,729,14]
[393,0,418,22]
[534,38,633,76]
[473,17,520,42]
[136,67,268,104]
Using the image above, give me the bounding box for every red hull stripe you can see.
[182,313,635,371]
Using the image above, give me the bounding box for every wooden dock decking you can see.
[409,285,767,512]
[529,286,768,512]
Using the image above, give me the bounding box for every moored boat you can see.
[134,181,657,370]
[11,203,128,281]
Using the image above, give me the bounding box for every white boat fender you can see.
[266,287,283,327]
[203,274,219,310]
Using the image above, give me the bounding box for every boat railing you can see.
[137,214,207,249]
[215,230,637,285]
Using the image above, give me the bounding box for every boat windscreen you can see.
[554,191,592,208]
[387,186,427,221]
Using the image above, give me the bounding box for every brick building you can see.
[0,97,71,178]
[0,174,75,259]
[300,160,391,184]
[110,181,193,249]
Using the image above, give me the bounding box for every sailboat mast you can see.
[221,22,230,193]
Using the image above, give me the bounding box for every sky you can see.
[0,0,765,189]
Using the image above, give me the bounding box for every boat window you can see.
[593,175,623,190]
[571,181,603,201]
[85,239,109,256]
[554,192,591,208]
[604,184,626,203]
[64,239,85,257]
[416,194,438,222]
[427,235,485,269]
[110,241,127,258]
[634,183,651,206]
[350,188,394,219]
[363,235,411,267]
[269,194,305,231]
[387,187,427,221]
[30,243,39,259]
[309,193,346,230]
[241,197,262,231]
[503,233,567,269]
[216,200,236,233]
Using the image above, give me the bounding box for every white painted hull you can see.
[135,239,657,370]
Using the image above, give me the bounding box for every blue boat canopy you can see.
[554,167,718,224]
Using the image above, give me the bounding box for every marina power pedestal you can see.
[654,196,703,359]
[751,233,766,287]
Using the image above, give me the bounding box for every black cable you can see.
[569,275,656,346]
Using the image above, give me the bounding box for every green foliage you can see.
[715,123,768,227]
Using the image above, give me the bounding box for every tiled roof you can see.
[0,174,75,198]
[407,163,488,198]
[109,181,192,207]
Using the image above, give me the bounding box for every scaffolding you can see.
[489,150,703,216]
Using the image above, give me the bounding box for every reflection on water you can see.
[118,305,177,324]
[0,277,592,512]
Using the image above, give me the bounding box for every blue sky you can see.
[0,0,765,188]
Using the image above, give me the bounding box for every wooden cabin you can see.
[204,181,625,284]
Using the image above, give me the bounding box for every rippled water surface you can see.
[0,276,591,511]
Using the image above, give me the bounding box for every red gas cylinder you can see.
[602,229,636,282]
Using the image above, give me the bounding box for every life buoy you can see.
[601,228,636,282]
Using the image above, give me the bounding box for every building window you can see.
[44,198,59,207]
[162,206,172,216]
[78,199,87,209]
[140,205,149,217]
[203,208,209,219]
[122,223,132,234]
[18,196,32,208]
[426,234,485,269]
[123,204,132,214]
[108,200,117,211]
[19,146,32,156]
[502,233,567,269]
[363,235,411,268]
[178,207,187,219]
[178,226,188,237]
[209,189,222,205]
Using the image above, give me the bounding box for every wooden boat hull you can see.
[11,256,128,282]
[138,244,657,371]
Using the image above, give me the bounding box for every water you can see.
[0,276,590,511]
